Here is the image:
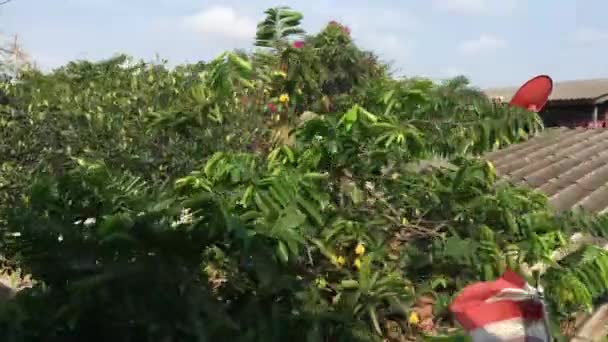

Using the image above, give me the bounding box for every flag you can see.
[449,270,550,342]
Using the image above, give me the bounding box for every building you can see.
[484,78,608,128]
[485,127,608,213]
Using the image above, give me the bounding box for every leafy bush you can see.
[1,6,608,342]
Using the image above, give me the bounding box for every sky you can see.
[2,0,608,88]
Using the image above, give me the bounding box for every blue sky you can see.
[2,0,608,88]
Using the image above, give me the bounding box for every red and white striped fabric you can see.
[449,270,549,342]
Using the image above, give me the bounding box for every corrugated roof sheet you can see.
[484,78,608,103]
[485,127,608,213]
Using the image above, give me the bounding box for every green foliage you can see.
[544,239,608,313]
[0,6,606,342]
[255,7,305,48]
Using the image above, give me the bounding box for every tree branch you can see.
[358,176,446,240]
[0,0,12,5]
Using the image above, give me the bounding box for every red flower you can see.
[328,20,338,26]
[266,103,277,113]
[293,40,304,48]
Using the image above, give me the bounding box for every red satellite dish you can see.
[509,75,553,112]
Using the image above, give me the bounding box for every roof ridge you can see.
[554,77,608,84]
[485,77,608,91]
[484,78,608,102]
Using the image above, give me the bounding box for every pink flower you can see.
[293,40,304,49]
[328,20,339,26]
[266,103,277,113]
[341,26,351,35]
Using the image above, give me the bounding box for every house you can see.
[484,78,608,128]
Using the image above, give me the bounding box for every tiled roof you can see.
[485,127,608,213]
[484,78,608,103]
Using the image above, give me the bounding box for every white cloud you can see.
[571,27,608,44]
[458,34,507,56]
[182,6,257,40]
[432,0,519,15]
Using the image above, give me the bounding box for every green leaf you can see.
[339,105,359,130]
[98,213,134,237]
[350,185,364,204]
[296,196,324,226]
[341,279,359,289]
[273,206,306,232]
[204,152,225,177]
[369,307,382,335]
[276,241,289,263]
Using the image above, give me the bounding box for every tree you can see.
[255,6,305,49]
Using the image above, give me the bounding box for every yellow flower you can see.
[408,311,419,325]
[336,255,345,266]
[315,278,327,289]
[355,243,365,256]
[486,160,496,174]
[331,254,346,267]
[354,258,361,269]
[279,93,290,103]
